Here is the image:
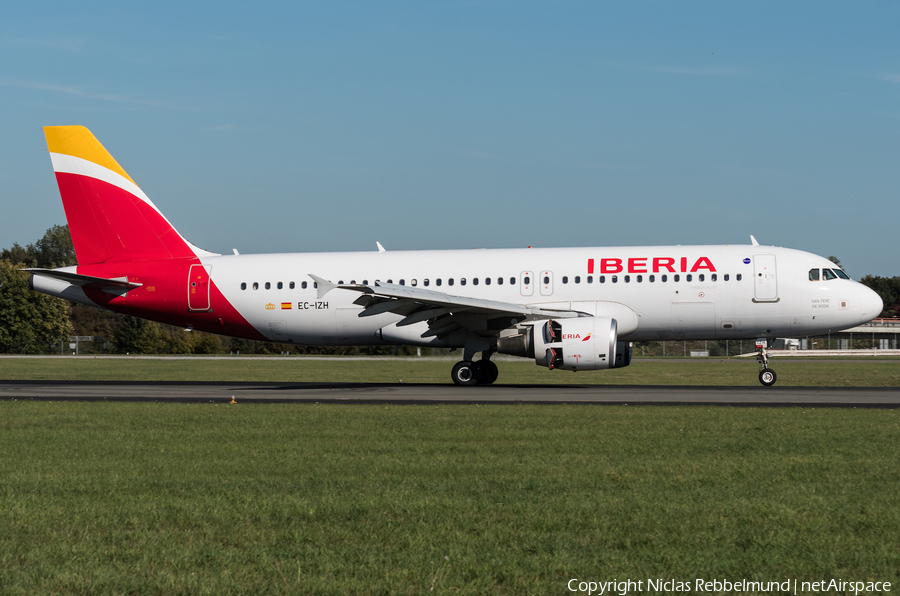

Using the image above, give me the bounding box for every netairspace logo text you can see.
[567,578,892,595]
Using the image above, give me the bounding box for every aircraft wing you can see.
[309,274,579,339]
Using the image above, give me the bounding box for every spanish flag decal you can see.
[281,302,292,310]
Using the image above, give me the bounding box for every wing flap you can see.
[311,276,578,319]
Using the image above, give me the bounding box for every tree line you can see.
[0,225,408,355]
[2,225,899,354]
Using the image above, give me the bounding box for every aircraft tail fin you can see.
[43,126,216,264]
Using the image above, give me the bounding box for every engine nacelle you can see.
[498,317,632,371]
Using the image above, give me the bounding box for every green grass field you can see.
[1,358,898,594]
[2,356,900,385]
[0,403,898,595]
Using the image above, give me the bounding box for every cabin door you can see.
[753,255,778,302]
[188,265,212,311]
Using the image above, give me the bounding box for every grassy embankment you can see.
[2,356,900,385]
[0,403,898,595]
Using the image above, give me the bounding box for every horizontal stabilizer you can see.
[23,268,142,295]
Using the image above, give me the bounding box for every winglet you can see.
[750,235,759,246]
[376,242,386,253]
[309,274,337,299]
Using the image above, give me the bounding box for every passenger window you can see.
[724,274,729,281]
[253,282,259,290]
[387,279,393,284]
[241,282,247,290]
[338,280,344,285]
[637,275,642,283]
[686,274,692,282]
[277,282,283,289]
[543,276,550,284]
[411,279,417,286]
[710,274,716,282]
[575,276,581,284]
[265,282,271,290]
[809,269,820,281]
[290,282,295,289]
[399,279,405,286]
[624,275,630,283]
[736,274,742,281]
[587,276,593,283]
[424,279,430,287]
[301,281,308,289]
[698,274,704,282]
[600,276,605,283]
[662,275,667,282]
[524,276,530,285]
[436,279,442,286]
[510,277,516,285]
[823,269,837,281]
[612,276,618,283]
[448,279,454,286]
[674,275,680,282]
[562,276,568,284]
[350,280,356,285]
[496,277,502,285]
[460,278,466,286]
[649,275,655,282]
[485,277,491,285]
[473,278,478,285]
[363,280,368,285]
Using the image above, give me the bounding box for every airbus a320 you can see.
[25,126,883,386]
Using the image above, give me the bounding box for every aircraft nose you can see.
[858,285,884,324]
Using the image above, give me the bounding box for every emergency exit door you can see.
[188,264,212,311]
[520,271,534,296]
[540,271,554,296]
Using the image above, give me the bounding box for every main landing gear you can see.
[451,352,499,386]
[756,337,777,386]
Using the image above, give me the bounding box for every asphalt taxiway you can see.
[0,381,898,407]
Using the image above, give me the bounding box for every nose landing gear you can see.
[756,337,777,386]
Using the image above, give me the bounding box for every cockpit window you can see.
[835,269,850,280]
[823,269,837,281]
[809,269,820,281]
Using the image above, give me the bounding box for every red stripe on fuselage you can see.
[78,260,266,341]
[56,173,196,263]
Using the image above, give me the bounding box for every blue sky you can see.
[2,1,899,275]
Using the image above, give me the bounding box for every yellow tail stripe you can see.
[43,125,136,185]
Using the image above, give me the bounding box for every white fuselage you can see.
[203,244,881,346]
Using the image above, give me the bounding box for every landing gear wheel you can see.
[476,360,499,385]
[759,368,777,387]
[451,360,479,386]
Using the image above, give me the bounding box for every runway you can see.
[1,381,898,407]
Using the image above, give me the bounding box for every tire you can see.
[759,368,777,386]
[476,360,499,385]
[451,360,479,386]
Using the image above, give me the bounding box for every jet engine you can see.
[497,317,632,371]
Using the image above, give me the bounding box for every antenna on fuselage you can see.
[376,242,386,252]
[750,235,760,246]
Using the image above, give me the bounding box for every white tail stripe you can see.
[49,152,160,212]
[49,152,218,258]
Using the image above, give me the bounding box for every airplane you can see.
[25,126,883,386]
